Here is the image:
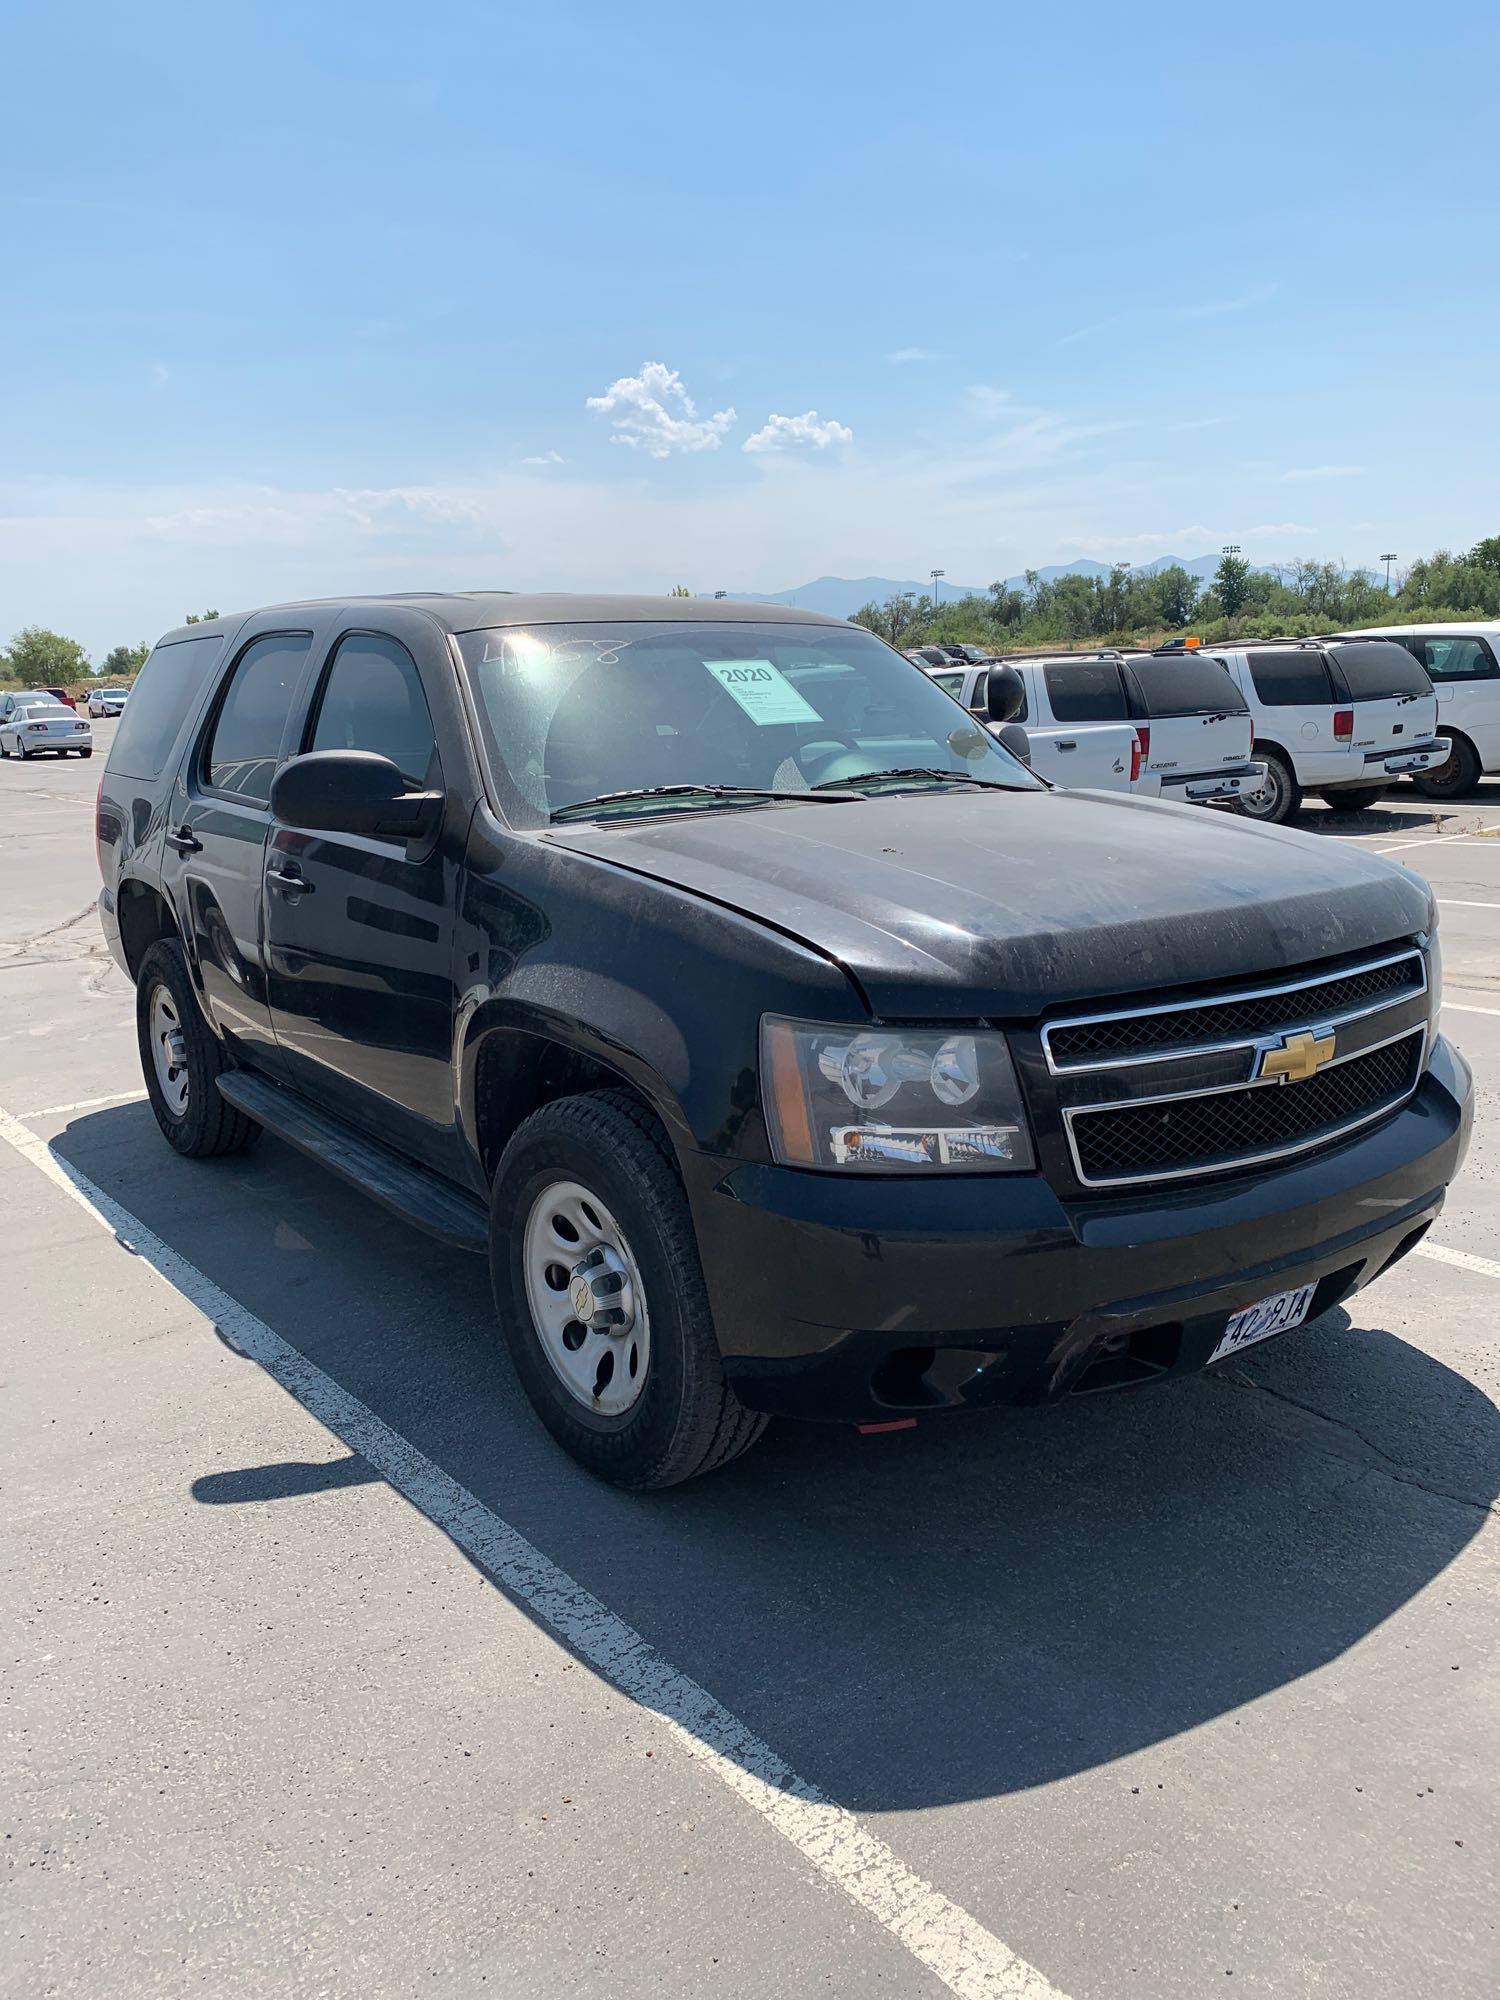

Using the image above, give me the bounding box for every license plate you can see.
[1209,1283,1315,1364]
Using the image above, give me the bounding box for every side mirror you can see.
[270,750,442,842]
[985,664,1025,724]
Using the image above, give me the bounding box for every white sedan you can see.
[87,687,131,718]
[0,702,94,759]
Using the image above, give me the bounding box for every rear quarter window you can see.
[105,634,226,780]
[1328,642,1433,701]
[1246,649,1333,708]
[1043,661,1128,722]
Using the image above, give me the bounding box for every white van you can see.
[1326,622,1500,799]
[1205,638,1449,823]
[928,652,1264,802]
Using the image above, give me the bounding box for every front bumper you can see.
[686,1036,1471,1422]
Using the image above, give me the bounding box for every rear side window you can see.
[307,633,438,789]
[1407,635,1498,682]
[105,634,225,780]
[204,634,313,802]
[1124,658,1248,717]
[1044,661,1127,722]
[1328,642,1432,701]
[1246,649,1333,708]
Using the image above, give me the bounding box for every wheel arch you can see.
[116,878,183,984]
[465,1017,682,1185]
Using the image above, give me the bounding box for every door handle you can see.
[267,865,314,894]
[165,826,202,854]
[1056,739,1078,751]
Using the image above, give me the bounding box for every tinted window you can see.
[1328,641,1433,701]
[106,634,226,780]
[308,634,438,788]
[1247,649,1333,708]
[204,634,312,801]
[1411,635,1498,681]
[929,670,966,697]
[1044,661,1127,722]
[1125,657,1248,717]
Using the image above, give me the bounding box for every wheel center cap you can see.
[569,1275,594,1322]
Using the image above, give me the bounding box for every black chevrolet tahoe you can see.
[96,594,1472,1488]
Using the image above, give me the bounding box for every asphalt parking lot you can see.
[4,729,1498,2000]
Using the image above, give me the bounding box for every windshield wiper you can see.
[550,782,858,823]
[811,766,1029,794]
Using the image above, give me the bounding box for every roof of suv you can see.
[156,593,853,645]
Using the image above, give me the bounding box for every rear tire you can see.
[1319,784,1386,813]
[79,748,93,759]
[1233,748,1300,824]
[1412,735,1481,800]
[489,1089,767,1489]
[136,938,261,1158]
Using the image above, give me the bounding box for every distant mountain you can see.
[711,553,1366,620]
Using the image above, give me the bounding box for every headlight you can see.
[761,1016,1035,1172]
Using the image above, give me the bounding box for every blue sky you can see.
[3,0,1497,655]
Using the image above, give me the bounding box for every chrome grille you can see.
[1068,1031,1424,1187]
[1041,945,1433,1190]
[1043,949,1424,1071]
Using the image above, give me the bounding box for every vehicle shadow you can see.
[49,1104,1500,1815]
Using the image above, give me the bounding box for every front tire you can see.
[136,938,261,1158]
[1413,735,1481,800]
[1233,748,1300,824]
[489,1090,767,1489]
[1319,784,1387,813]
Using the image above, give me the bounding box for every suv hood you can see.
[545,788,1433,1019]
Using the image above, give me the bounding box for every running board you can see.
[215,1071,489,1252]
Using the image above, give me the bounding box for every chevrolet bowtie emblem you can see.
[1256,1027,1337,1084]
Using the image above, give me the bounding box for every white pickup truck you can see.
[927,651,1265,802]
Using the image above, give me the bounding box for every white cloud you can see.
[742,410,853,454]
[1277,465,1365,482]
[887,346,943,364]
[1242,522,1318,537]
[966,385,1013,421]
[1167,417,1226,433]
[520,450,564,466]
[585,360,735,458]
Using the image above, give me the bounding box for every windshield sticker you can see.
[703,659,822,726]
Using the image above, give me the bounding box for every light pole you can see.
[1221,543,1241,557]
[930,567,945,607]
[1381,553,1398,593]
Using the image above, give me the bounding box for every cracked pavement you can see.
[3,731,1498,1999]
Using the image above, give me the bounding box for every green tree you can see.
[1468,535,1500,574]
[184,608,220,625]
[1149,565,1201,628]
[851,590,921,647]
[668,584,691,597]
[4,625,92,685]
[1213,552,1252,618]
[101,641,150,680]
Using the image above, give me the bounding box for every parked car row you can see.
[911,625,1500,822]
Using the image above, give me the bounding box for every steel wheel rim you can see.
[149,985,190,1118]
[1241,764,1284,818]
[522,1178,651,1419]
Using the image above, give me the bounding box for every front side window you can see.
[307,633,439,789]
[456,621,1040,827]
[1044,661,1127,722]
[1247,649,1333,708]
[204,634,312,802]
[1412,635,1498,681]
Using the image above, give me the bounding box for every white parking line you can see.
[19,1089,148,1121]
[0,1099,1064,2000]
[1437,898,1500,911]
[1442,1000,1500,1017]
[1416,1241,1500,1282]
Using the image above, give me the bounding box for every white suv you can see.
[1207,638,1449,823]
[1328,621,1500,800]
[928,651,1264,803]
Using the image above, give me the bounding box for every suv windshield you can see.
[458,621,1040,827]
